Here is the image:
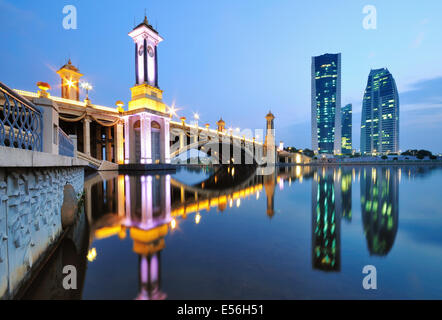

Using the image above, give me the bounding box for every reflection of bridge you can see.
[22,163,427,299]
[83,165,279,299]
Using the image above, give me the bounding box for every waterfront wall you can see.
[0,151,85,299]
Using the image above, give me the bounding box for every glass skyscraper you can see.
[360,68,399,154]
[311,53,341,155]
[341,103,352,154]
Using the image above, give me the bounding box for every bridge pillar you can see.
[162,118,171,164]
[115,121,124,164]
[106,127,112,161]
[124,117,131,164]
[83,117,91,156]
[33,97,59,155]
[140,113,152,164]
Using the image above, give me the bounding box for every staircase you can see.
[77,151,118,171]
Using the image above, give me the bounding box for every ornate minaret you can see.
[264,111,276,163]
[128,16,166,112]
[216,118,226,132]
[56,59,83,101]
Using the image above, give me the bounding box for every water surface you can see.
[26,165,442,299]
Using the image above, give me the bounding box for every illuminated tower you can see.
[128,15,166,112]
[311,53,342,155]
[124,15,171,165]
[264,111,276,163]
[360,68,399,154]
[341,104,352,154]
[216,118,226,132]
[56,59,83,101]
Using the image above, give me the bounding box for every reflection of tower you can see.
[132,228,167,300]
[56,60,83,101]
[341,169,352,222]
[312,169,341,271]
[264,111,276,163]
[124,174,172,299]
[264,173,276,218]
[361,167,399,255]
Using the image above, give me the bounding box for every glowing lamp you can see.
[116,100,125,112]
[37,81,50,91]
[87,248,97,262]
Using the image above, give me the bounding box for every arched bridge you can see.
[169,119,265,165]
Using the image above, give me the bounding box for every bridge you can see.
[4,14,311,170]
[13,84,283,168]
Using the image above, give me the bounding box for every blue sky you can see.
[1,0,442,152]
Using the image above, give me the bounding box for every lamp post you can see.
[193,112,200,128]
[81,81,93,102]
[116,100,125,112]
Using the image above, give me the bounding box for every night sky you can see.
[1,0,442,152]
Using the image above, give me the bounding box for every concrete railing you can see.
[58,128,74,157]
[77,151,103,168]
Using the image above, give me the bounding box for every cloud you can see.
[411,31,425,49]
[0,0,42,32]
[400,76,442,104]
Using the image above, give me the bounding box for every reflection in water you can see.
[311,169,341,272]
[341,170,352,222]
[23,164,442,299]
[361,167,399,256]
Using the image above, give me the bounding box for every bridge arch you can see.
[170,128,259,165]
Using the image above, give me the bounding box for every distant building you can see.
[311,53,342,155]
[341,103,352,154]
[360,68,399,154]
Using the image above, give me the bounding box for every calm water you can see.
[26,165,442,299]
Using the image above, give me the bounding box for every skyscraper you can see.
[311,53,342,155]
[360,68,399,154]
[341,103,352,154]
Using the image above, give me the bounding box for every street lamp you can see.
[168,105,179,118]
[80,81,93,100]
[116,100,125,112]
[193,112,200,127]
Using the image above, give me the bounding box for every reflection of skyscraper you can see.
[360,167,399,255]
[360,68,399,154]
[311,53,342,155]
[341,103,352,154]
[311,169,341,271]
[341,169,352,222]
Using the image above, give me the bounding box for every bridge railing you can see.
[58,127,75,157]
[0,81,43,151]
